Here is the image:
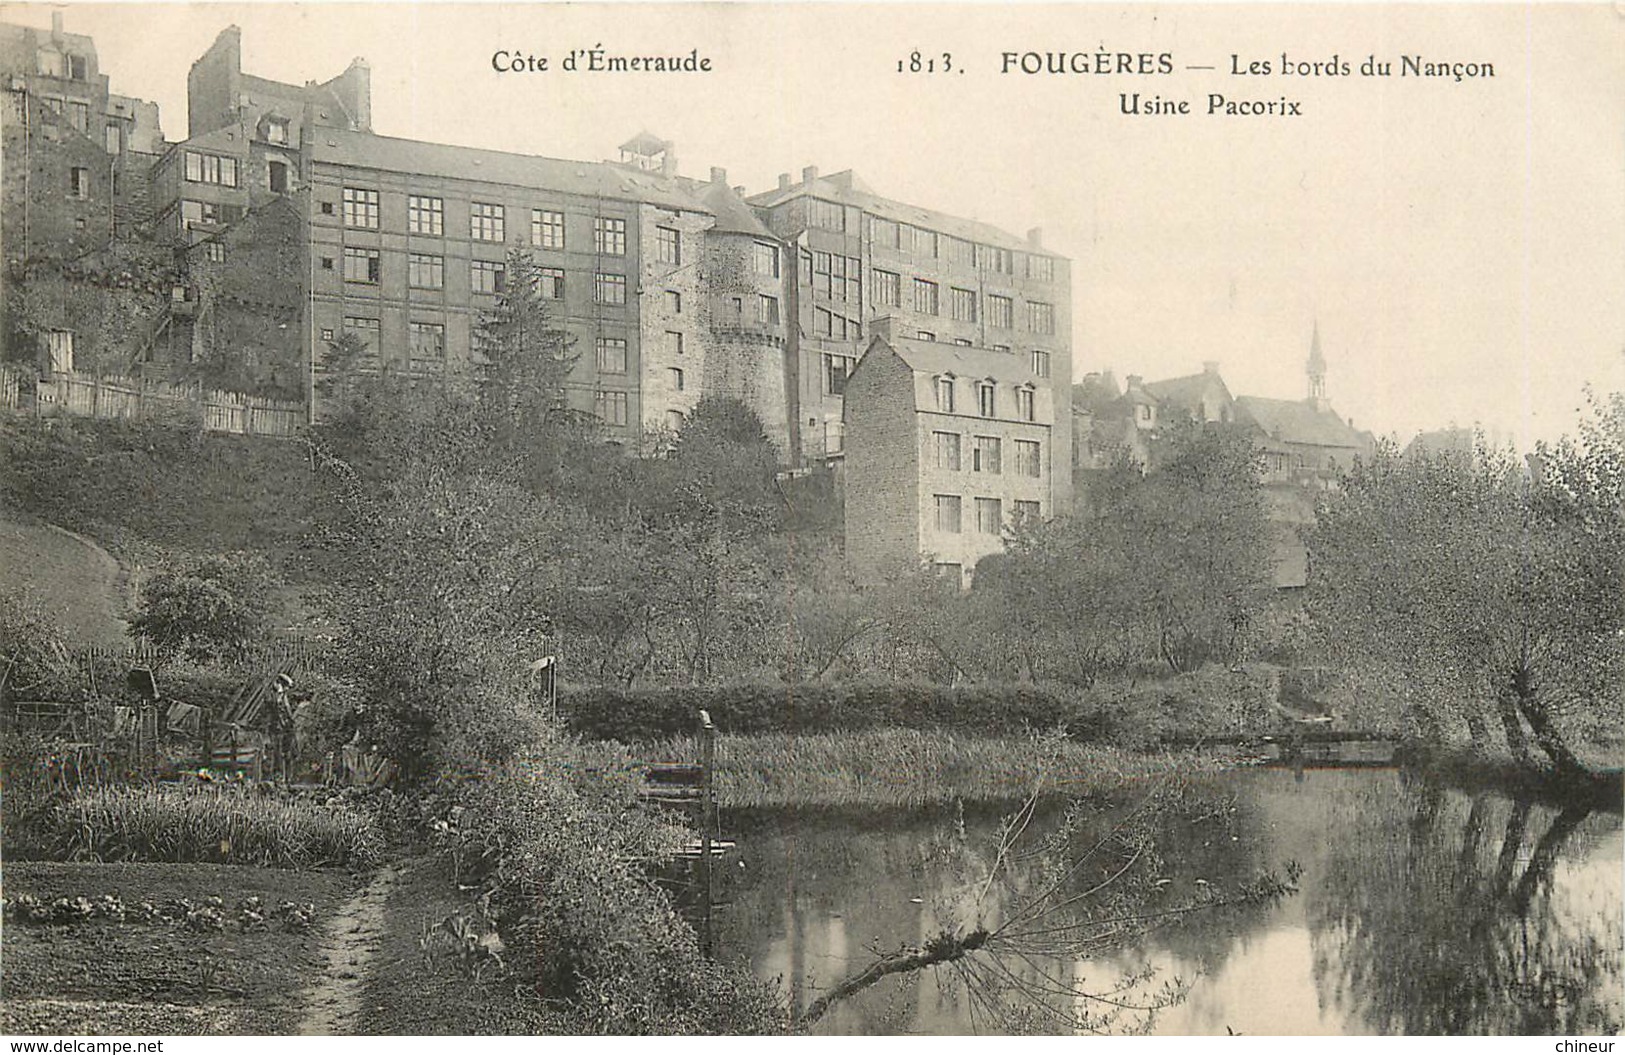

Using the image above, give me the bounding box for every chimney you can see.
[1125,375,1143,389]
[661,148,677,177]
[1202,360,1219,375]
[802,165,819,184]
[1027,227,1043,247]
[51,11,63,41]
[733,185,746,196]
[777,173,791,191]
[709,166,727,185]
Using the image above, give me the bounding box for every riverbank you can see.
[640,728,1254,810]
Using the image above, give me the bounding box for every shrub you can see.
[45,785,383,868]
[433,736,788,1033]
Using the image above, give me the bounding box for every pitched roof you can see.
[748,171,1060,258]
[1234,396,1367,449]
[1144,371,1231,412]
[694,178,775,239]
[307,129,706,212]
[869,335,1041,387]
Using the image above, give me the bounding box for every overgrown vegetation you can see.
[41,786,383,868]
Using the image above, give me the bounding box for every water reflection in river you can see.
[711,769,1622,1035]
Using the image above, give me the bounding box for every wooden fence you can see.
[1,366,305,438]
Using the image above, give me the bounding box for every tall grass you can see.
[643,729,1241,810]
[47,786,383,868]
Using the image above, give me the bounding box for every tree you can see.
[128,552,275,664]
[1305,399,1624,781]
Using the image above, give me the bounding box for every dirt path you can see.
[298,862,405,1035]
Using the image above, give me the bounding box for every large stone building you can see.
[750,169,1072,486]
[843,322,1063,586]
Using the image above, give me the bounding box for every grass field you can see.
[0,861,356,1035]
[0,516,127,647]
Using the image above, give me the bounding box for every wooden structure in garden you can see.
[639,710,735,955]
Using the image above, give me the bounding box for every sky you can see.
[10,1,1623,448]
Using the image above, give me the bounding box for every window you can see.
[933,494,962,534]
[539,267,565,299]
[988,295,1013,329]
[409,322,445,369]
[342,187,379,229]
[935,377,955,412]
[666,290,682,314]
[665,410,686,431]
[977,244,1014,274]
[184,152,238,187]
[321,257,334,270]
[814,308,852,340]
[343,316,380,355]
[1027,255,1054,282]
[917,331,936,342]
[753,241,779,276]
[105,124,121,154]
[534,209,566,249]
[756,294,779,325]
[408,253,443,290]
[669,367,685,392]
[203,242,225,263]
[1016,387,1036,422]
[594,273,627,305]
[67,101,88,133]
[913,279,939,316]
[951,288,977,323]
[972,435,1002,474]
[321,328,335,342]
[1028,301,1056,335]
[1031,349,1052,379]
[934,562,963,588]
[265,117,290,144]
[977,382,996,418]
[596,337,628,374]
[471,259,506,294]
[320,202,334,215]
[1014,500,1041,522]
[1015,440,1042,478]
[268,161,288,193]
[944,236,974,268]
[871,269,901,307]
[992,344,1011,355]
[471,202,505,242]
[952,338,973,347]
[667,331,685,356]
[976,498,1003,535]
[69,167,89,199]
[906,225,938,257]
[934,431,962,471]
[826,420,846,454]
[180,200,221,228]
[344,247,380,284]
[870,217,900,249]
[656,226,681,265]
[408,195,444,235]
[808,198,844,231]
[595,390,629,426]
[824,353,857,396]
[1137,404,1154,424]
[68,54,87,80]
[594,217,627,255]
[36,49,63,77]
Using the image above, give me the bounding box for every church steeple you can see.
[1307,321,1328,410]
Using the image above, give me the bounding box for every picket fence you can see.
[0,365,305,438]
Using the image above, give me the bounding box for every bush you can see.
[432,736,788,1034]
[44,785,383,868]
[561,681,1108,742]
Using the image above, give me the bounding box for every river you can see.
[705,767,1622,1035]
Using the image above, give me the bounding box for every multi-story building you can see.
[749,168,1072,491]
[1,13,165,371]
[843,321,1061,586]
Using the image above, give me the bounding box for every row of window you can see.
[802,199,1055,282]
[932,495,1043,536]
[932,434,1042,477]
[184,151,238,188]
[871,273,1056,335]
[36,48,89,81]
[336,188,632,254]
[333,248,629,304]
[38,95,92,134]
[933,376,1040,421]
